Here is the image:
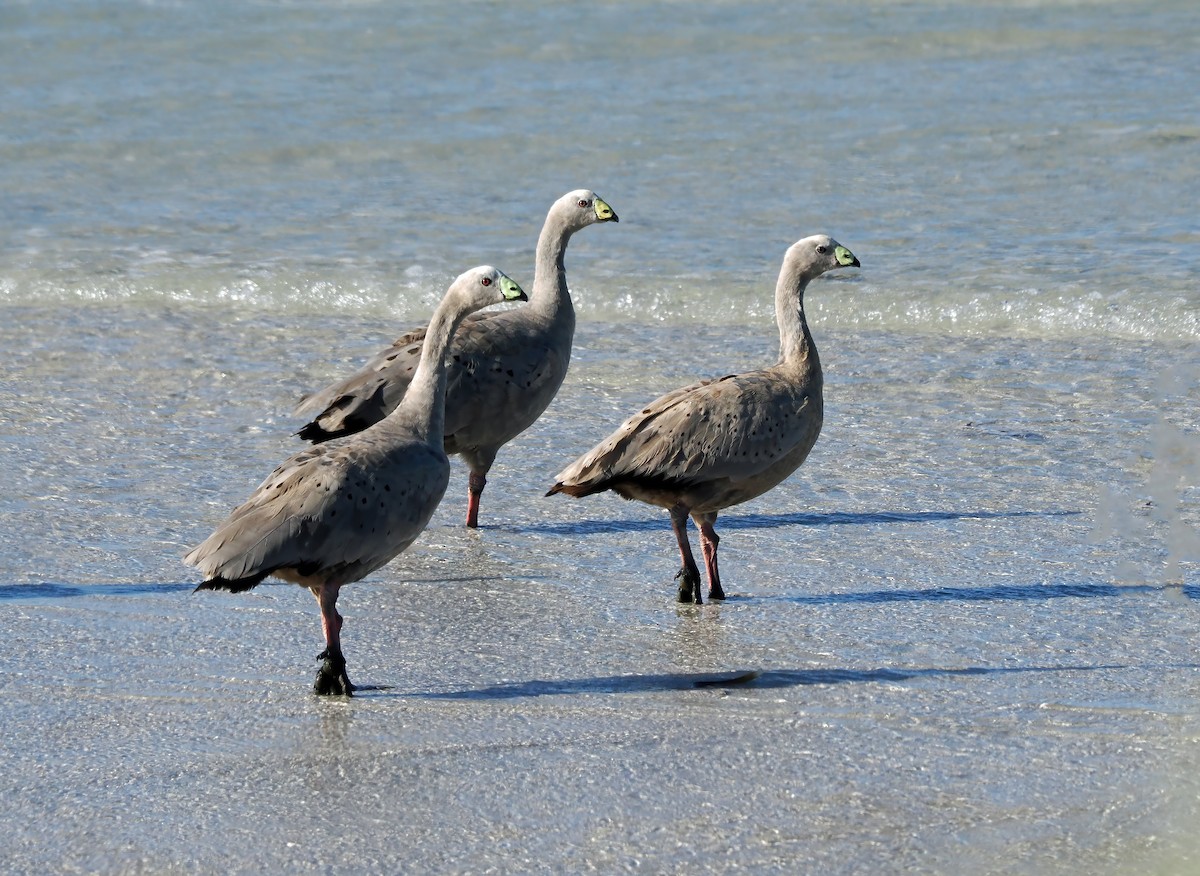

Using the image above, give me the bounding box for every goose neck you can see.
[531,212,576,313]
[383,295,465,444]
[775,268,819,370]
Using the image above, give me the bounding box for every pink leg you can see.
[694,512,725,600]
[319,591,343,653]
[312,583,353,696]
[466,471,486,528]
[670,505,703,604]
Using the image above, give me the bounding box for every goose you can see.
[295,189,618,528]
[186,266,527,695]
[547,235,860,604]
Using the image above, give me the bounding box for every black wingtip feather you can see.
[296,421,338,444]
[546,481,607,499]
[194,573,269,594]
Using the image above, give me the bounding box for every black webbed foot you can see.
[708,582,726,601]
[314,647,355,697]
[674,567,702,604]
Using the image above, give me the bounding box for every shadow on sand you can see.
[395,661,1166,700]
[3,577,1187,608]
[0,509,1085,602]
[0,575,542,602]
[754,580,1167,606]
[501,508,1080,537]
[0,581,197,601]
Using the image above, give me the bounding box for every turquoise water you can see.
[2,1,1199,873]
[4,0,1197,336]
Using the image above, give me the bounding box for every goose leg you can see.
[462,448,498,529]
[312,583,354,696]
[466,471,486,529]
[694,512,725,601]
[670,505,703,604]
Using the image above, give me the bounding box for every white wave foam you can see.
[3,268,1197,342]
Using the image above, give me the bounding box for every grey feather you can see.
[294,190,618,526]
[548,235,860,603]
[184,266,527,693]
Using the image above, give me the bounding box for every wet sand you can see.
[4,316,1200,873]
[5,505,1200,873]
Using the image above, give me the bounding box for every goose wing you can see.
[551,369,820,497]
[294,309,505,441]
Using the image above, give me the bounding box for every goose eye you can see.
[577,199,589,208]
[816,245,827,254]
[481,276,492,286]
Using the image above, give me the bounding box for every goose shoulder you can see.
[293,309,505,419]
[315,305,565,439]
[442,319,568,432]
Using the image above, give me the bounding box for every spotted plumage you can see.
[186,266,526,695]
[295,189,618,527]
[548,235,860,603]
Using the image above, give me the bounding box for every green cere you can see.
[500,275,526,301]
[593,197,618,222]
[835,245,859,267]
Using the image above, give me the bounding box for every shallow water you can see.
[2,1,1200,873]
